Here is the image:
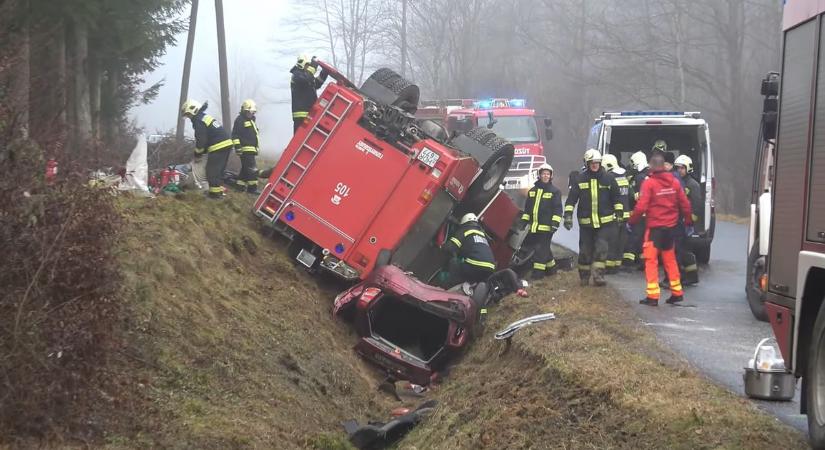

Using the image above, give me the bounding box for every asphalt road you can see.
[552,220,808,433]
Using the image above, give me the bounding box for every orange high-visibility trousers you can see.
[642,229,683,300]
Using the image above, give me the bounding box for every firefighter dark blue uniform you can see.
[602,154,631,274]
[624,151,650,269]
[290,55,328,133]
[521,164,562,279]
[442,215,497,287]
[232,100,260,193]
[182,100,233,198]
[675,155,702,285]
[564,150,623,286]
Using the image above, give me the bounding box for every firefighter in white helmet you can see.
[520,163,563,279]
[564,149,623,286]
[181,99,234,199]
[601,154,632,274]
[624,150,650,269]
[674,154,701,285]
[441,212,497,287]
[232,99,260,194]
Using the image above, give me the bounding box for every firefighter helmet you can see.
[241,99,257,113]
[296,53,311,69]
[583,148,602,163]
[674,154,694,173]
[602,154,619,172]
[460,213,479,225]
[180,99,202,117]
[536,163,554,176]
[652,139,668,152]
[630,151,648,171]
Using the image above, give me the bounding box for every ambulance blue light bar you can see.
[620,111,684,116]
[473,98,527,109]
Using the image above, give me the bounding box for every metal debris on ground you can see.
[494,313,556,340]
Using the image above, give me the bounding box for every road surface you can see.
[553,220,808,433]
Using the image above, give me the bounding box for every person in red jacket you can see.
[628,153,693,306]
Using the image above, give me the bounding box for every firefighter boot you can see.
[579,271,590,286]
[639,297,659,306]
[593,268,607,287]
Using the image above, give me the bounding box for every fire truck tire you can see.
[746,245,768,322]
[806,299,825,448]
[459,128,515,213]
[361,68,420,112]
[375,249,392,268]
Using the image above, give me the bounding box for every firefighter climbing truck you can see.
[253,62,524,283]
[417,98,553,197]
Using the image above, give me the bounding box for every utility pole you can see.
[400,0,408,77]
[176,0,198,143]
[214,0,232,131]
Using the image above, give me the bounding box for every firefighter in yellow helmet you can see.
[232,99,260,194]
[181,99,234,199]
[520,163,562,279]
[291,54,328,133]
[601,154,632,274]
[564,149,623,286]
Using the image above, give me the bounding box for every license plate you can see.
[296,249,317,268]
[417,148,440,167]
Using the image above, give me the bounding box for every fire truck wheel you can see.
[361,68,420,113]
[806,299,825,448]
[459,128,515,213]
[375,249,391,268]
[745,245,768,322]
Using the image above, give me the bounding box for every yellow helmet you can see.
[652,139,668,152]
[602,154,619,172]
[241,99,257,113]
[296,53,311,69]
[583,148,602,163]
[180,99,202,117]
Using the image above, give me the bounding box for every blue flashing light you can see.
[334,243,345,254]
[474,99,493,109]
[620,111,684,116]
[509,98,526,108]
[285,211,295,221]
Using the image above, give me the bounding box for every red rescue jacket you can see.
[628,170,693,228]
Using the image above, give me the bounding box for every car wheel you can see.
[455,127,515,214]
[360,68,420,113]
[806,299,825,448]
[694,242,711,264]
[746,244,769,322]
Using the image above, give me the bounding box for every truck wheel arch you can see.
[798,267,825,397]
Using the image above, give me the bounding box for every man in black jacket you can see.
[291,54,328,133]
[442,213,497,287]
[674,154,701,285]
[564,149,623,286]
[232,99,260,194]
[181,99,233,199]
[521,163,563,279]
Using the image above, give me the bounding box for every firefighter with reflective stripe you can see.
[232,99,260,194]
[442,213,497,287]
[602,154,632,274]
[290,54,328,133]
[674,155,701,285]
[564,149,623,286]
[628,153,693,306]
[520,163,562,279]
[624,150,650,269]
[181,100,233,199]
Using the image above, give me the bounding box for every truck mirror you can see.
[544,117,552,128]
[761,77,779,97]
[486,110,497,129]
[545,127,554,141]
[763,112,778,141]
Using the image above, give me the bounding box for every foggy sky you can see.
[130,0,301,160]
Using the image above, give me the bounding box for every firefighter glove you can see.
[563,214,573,231]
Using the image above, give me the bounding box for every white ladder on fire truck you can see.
[257,92,354,224]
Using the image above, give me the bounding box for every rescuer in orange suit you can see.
[627,153,693,306]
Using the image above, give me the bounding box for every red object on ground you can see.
[391,407,411,417]
[45,158,58,184]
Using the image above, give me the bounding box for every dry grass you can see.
[400,271,807,449]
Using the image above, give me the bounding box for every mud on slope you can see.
[400,270,807,449]
[107,192,394,448]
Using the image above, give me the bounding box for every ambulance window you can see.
[807,21,825,243]
[586,123,602,150]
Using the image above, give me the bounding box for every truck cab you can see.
[443,98,553,198]
[589,111,716,263]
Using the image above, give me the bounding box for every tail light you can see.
[760,274,768,292]
[418,181,437,204]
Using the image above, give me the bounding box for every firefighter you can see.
[674,155,701,285]
[623,150,649,269]
[652,139,668,153]
[602,154,631,274]
[181,100,234,199]
[628,153,693,306]
[442,213,497,287]
[232,99,260,194]
[563,149,623,286]
[520,163,563,279]
[291,54,328,133]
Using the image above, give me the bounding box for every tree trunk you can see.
[29,16,67,151]
[176,0,198,143]
[101,65,118,145]
[88,53,101,141]
[3,0,31,140]
[68,19,92,153]
[400,0,408,77]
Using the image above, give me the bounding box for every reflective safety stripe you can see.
[537,224,552,231]
[246,179,258,186]
[464,229,486,238]
[531,188,543,233]
[623,252,636,261]
[244,121,253,127]
[552,215,562,223]
[528,191,536,197]
[240,146,258,153]
[685,187,691,195]
[564,205,574,213]
[465,258,496,270]
[590,179,599,227]
[450,237,462,248]
[578,182,589,189]
[670,279,683,296]
[195,148,205,155]
[578,264,591,270]
[209,186,223,193]
[646,281,660,298]
[293,111,309,118]
[613,260,623,267]
[202,115,215,126]
[623,212,631,219]
[616,178,629,186]
[691,214,699,222]
[236,180,247,186]
[614,203,623,211]
[533,262,547,270]
[605,260,618,267]
[684,264,698,271]
[542,192,553,198]
[547,259,556,268]
[521,214,531,221]
[593,261,606,269]
[232,139,241,145]
[208,139,234,152]
[580,217,591,225]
